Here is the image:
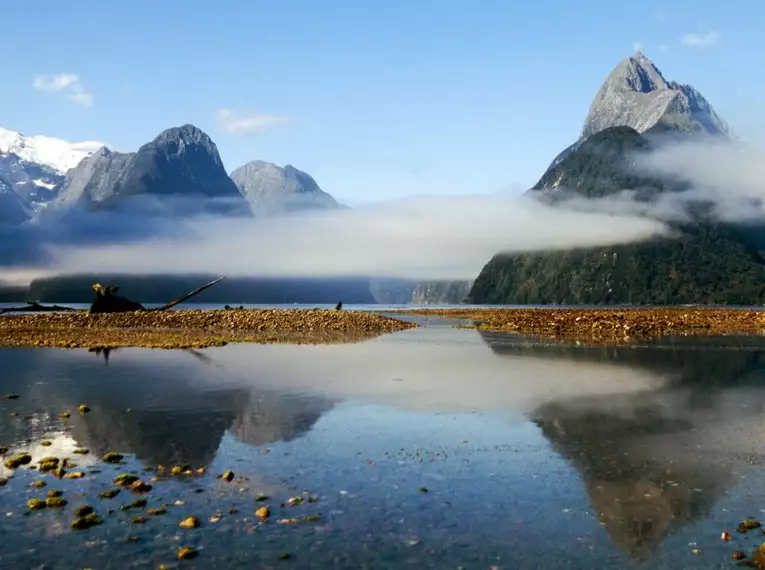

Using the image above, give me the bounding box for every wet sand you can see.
[402,307,765,344]
[0,309,416,349]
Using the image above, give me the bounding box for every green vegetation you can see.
[470,126,765,305]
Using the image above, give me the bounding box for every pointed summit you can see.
[581,52,732,139]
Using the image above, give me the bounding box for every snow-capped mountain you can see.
[0,126,109,214]
[0,127,107,175]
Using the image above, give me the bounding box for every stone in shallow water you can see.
[179,516,201,529]
[177,546,198,560]
[71,512,103,530]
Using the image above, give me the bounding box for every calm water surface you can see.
[1,320,765,568]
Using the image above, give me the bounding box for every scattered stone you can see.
[98,489,121,499]
[732,551,746,560]
[74,505,94,517]
[179,516,201,529]
[255,506,270,519]
[220,470,234,482]
[2,394,20,400]
[113,474,139,487]
[58,412,71,419]
[0,477,7,486]
[125,535,140,543]
[170,464,191,476]
[303,515,321,522]
[738,519,761,533]
[45,496,67,508]
[73,448,90,455]
[102,452,124,464]
[47,490,63,498]
[721,531,732,541]
[31,481,47,489]
[4,452,32,469]
[78,405,91,414]
[132,516,148,524]
[0,446,8,454]
[418,487,428,493]
[147,508,167,516]
[255,495,270,502]
[287,496,303,506]
[278,553,291,560]
[52,467,67,478]
[38,459,59,472]
[71,512,103,530]
[130,480,152,493]
[27,498,46,510]
[63,471,85,479]
[120,498,148,511]
[177,546,198,560]
[40,441,52,447]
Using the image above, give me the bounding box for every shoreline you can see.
[0,309,416,349]
[401,307,765,344]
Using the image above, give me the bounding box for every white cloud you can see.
[216,109,291,135]
[632,41,643,52]
[32,73,93,106]
[681,31,722,48]
[46,194,666,280]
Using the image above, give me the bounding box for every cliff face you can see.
[410,280,473,305]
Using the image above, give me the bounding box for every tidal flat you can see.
[0,308,415,349]
[403,307,765,345]
[2,318,765,568]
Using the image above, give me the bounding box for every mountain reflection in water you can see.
[0,347,334,471]
[479,330,765,561]
[2,329,765,568]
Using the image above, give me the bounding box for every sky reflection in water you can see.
[1,325,765,568]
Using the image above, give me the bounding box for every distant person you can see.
[335,301,343,310]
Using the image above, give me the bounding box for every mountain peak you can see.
[230,160,339,217]
[155,124,212,145]
[581,53,732,139]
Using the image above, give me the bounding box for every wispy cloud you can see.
[216,109,291,135]
[632,41,643,52]
[44,194,667,280]
[681,31,722,48]
[32,73,93,106]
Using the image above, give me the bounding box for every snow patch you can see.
[0,126,109,174]
[33,179,56,190]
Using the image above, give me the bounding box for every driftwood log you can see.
[0,277,226,315]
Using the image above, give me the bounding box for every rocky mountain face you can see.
[230,160,339,217]
[548,52,732,170]
[469,54,765,306]
[0,127,106,216]
[55,124,251,217]
[582,52,732,140]
[410,280,473,305]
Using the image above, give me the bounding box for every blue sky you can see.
[2,0,762,204]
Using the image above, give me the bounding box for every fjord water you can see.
[2,323,765,568]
